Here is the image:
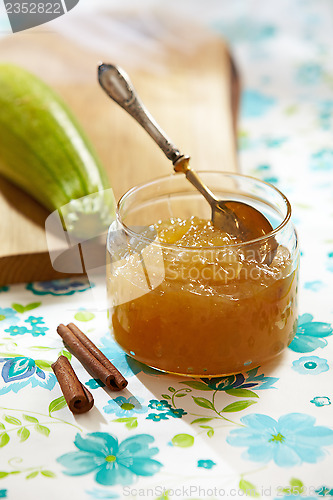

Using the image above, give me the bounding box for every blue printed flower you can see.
[310,396,331,407]
[86,378,105,389]
[0,490,7,498]
[253,164,280,185]
[304,281,324,292]
[241,90,276,118]
[86,489,119,499]
[126,356,163,377]
[239,135,286,152]
[202,366,278,392]
[292,356,329,375]
[316,486,333,496]
[0,357,56,395]
[296,62,323,85]
[274,496,316,500]
[30,326,49,337]
[256,165,270,172]
[288,314,333,352]
[97,336,133,378]
[318,100,333,130]
[148,400,172,411]
[197,459,216,469]
[103,396,147,417]
[98,334,162,379]
[4,325,29,336]
[265,137,287,148]
[262,175,279,185]
[146,400,186,420]
[227,413,333,467]
[26,278,93,296]
[0,286,9,293]
[146,413,169,422]
[24,316,45,325]
[0,307,19,326]
[166,408,187,419]
[328,252,333,273]
[309,149,333,171]
[57,432,162,486]
[214,19,276,44]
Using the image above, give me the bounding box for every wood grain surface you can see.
[0,28,240,285]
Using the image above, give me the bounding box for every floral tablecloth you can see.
[1,1,333,499]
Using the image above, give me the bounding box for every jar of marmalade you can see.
[107,172,299,376]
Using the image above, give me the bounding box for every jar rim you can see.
[115,171,292,250]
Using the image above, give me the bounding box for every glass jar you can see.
[107,172,299,377]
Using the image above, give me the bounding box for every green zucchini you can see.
[0,63,114,237]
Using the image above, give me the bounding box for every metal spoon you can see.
[98,63,276,261]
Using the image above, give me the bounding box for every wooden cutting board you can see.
[0,28,240,285]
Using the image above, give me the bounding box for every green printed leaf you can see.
[0,315,5,321]
[225,388,259,398]
[4,415,21,426]
[222,400,257,413]
[161,394,171,400]
[29,346,53,351]
[49,396,67,416]
[289,478,303,488]
[26,471,39,480]
[0,433,9,447]
[35,424,50,437]
[168,387,175,392]
[25,302,42,311]
[11,303,25,313]
[239,479,260,497]
[59,349,71,361]
[288,478,304,494]
[180,381,213,391]
[12,302,41,313]
[174,393,187,398]
[112,417,138,429]
[34,360,53,371]
[0,472,9,479]
[192,396,214,410]
[156,491,171,500]
[171,433,194,448]
[74,311,95,322]
[191,417,214,425]
[0,423,5,430]
[281,486,303,496]
[23,415,39,423]
[199,425,214,438]
[125,418,138,430]
[41,470,56,478]
[17,427,30,442]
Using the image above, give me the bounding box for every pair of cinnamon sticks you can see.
[51,323,127,414]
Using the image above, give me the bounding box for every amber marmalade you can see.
[109,217,298,376]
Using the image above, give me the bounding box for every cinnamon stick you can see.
[57,323,128,391]
[51,355,94,414]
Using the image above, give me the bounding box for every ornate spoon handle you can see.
[98,63,184,165]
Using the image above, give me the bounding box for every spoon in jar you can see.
[98,63,276,263]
